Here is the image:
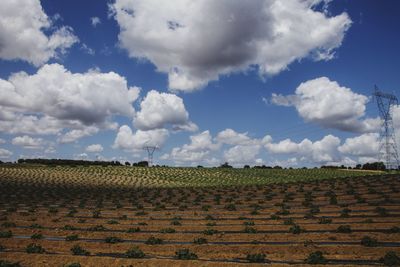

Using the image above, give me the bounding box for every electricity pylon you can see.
[373,85,399,170]
[143,146,158,167]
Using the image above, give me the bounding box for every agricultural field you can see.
[0,165,399,266]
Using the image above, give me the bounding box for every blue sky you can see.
[0,0,400,167]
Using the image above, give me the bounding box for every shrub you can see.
[202,229,219,235]
[31,233,43,240]
[64,263,81,267]
[246,253,267,263]
[87,225,107,231]
[26,243,45,254]
[244,221,255,226]
[0,230,12,238]
[304,251,327,264]
[29,223,43,229]
[63,225,77,231]
[270,214,280,220]
[318,217,332,224]
[340,208,351,217]
[380,251,400,266]
[0,260,22,267]
[289,224,303,234]
[387,226,400,233]
[107,219,119,225]
[70,245,90,256]
[336,225,352,233]
[171,220,181,226]
[193,237,208,244]
[375,207,389,217]
[175,248,198,260]
[159,228,176,233]
[125,246,145,258]
[360,236,378,247]
[243,226,257,233]
[104,236,123,244]
[145,236,163,245]
[126,227,141,233]
[66,234,79,241]
[1,222,16,228]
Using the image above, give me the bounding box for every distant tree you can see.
[197,165,203,168]
[243,165,250,169]
[220,162,232,168]
[273,165,282,169]
[362,162,386,171]
[125,161,131,166]
[134,161,149,167]
[355,164,362,169]
[16,158,124,167]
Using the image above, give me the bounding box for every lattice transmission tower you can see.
[143,146,158,167]
[373,85,399,170]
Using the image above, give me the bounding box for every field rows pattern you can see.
[0,166,399,266]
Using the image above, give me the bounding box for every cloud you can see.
[265,134,341,163]
[216,128,258,146]
[86,144,104,153]
[113,125,169,152]
[12,135,44,149]
[58,127,100,144]
[110,0,351,91]
[224,144,262,166]
[271,77,380,133]
[338,133,380,157]
[81,43,95,55]
[0,64,139,141]
[74,153,88,160]
[134,90,197,131]
[164,131,220,163]
[0,138,5,144]
[0,0,78,66]
[0,148,12,159]
[90,16,101,27]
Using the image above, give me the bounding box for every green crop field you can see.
[0,165,383,189]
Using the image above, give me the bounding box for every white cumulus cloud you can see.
[0,148,12,159]
[110,0,351,91]
[224,144,262,166]
[338,133,380,157]
[113,125,169,152]
[164,131,219,163]
[12,135,44,149]
[134,90,197,131]
[0,0,78,66]
[85,144,104,153]
[271,77,380,133]
[0,64,140,141]
[265,134,341,163]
